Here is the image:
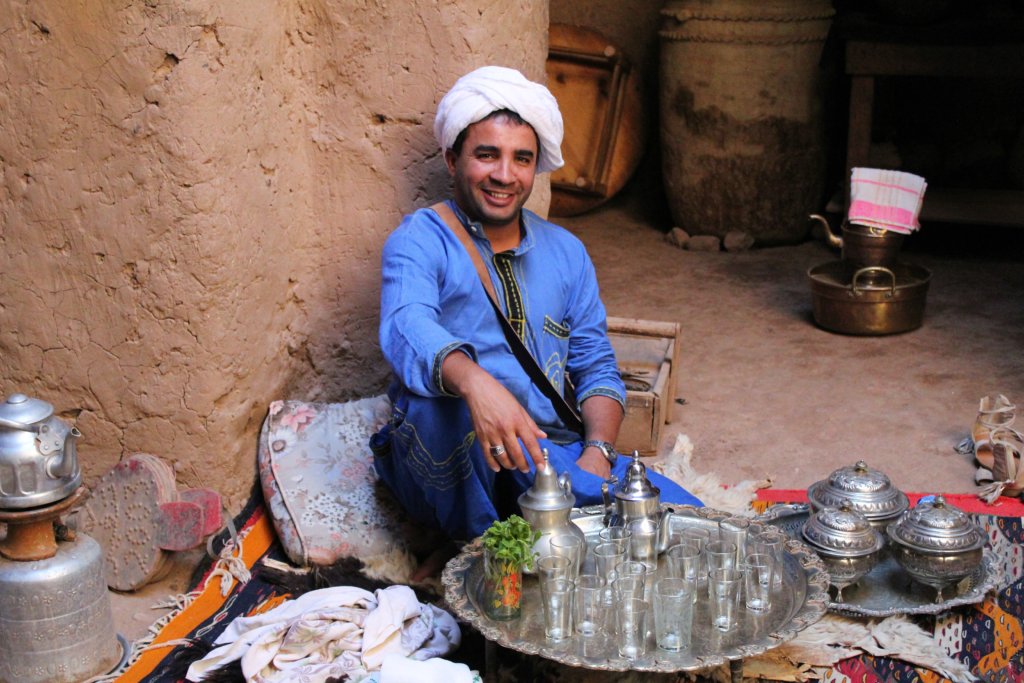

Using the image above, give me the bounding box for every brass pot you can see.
[808,262,931,335]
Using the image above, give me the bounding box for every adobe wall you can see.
[0,0,549,509]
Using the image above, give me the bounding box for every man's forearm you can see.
[580,394,623,447]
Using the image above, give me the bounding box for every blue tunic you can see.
[371,201,701,540]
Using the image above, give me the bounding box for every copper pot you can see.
[808,262,931,335]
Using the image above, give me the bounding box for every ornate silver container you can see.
[517,451,585,565]
[807,460,909,532]
[887,494,985,602]
[0,393,81,509]
[802,501,884,602]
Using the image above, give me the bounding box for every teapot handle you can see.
[0,416,37,432]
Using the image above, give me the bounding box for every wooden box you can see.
[606,317,681,456]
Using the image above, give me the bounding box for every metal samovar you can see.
[0,393,122,683]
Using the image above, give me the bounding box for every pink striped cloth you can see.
[847,167,928,235]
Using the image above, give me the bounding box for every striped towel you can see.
[848,167,928,235]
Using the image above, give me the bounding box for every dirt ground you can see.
[108,194,1024,649]
[564,196,1024,497]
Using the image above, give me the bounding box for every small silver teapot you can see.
[0,392,82,508]
[517,450,586,566]
[601,451,672,554]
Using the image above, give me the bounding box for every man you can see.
[371,66,700,546]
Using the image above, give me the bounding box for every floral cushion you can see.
[258,396,431,575]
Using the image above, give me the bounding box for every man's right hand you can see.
[441,351,547,473]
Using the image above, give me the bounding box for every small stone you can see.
[724,230,755,252]
[665,227,690,248]
[686,235,721,252]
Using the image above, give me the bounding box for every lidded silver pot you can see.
[517,450,586,566]
[801,500,884,602]
[887,494,986,602]
[0,392,121,683]
[807,460,909,534]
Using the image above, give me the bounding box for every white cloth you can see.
[847,167,928,234]
[378,653,478,683]
[433,65,564,173]
[185,585,461,683]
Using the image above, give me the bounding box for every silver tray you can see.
[442,505,829,673]
[757,503,1006,618]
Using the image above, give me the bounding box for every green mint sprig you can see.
[481,514,540,571]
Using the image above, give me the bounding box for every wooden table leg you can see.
[730,658,743,683]
[845,73,875,208]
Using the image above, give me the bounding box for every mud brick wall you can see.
[0,0,549,509]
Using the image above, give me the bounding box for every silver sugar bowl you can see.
[887,494,985,602]
[517,450,586,569]
[802,500,884,602]
[807,460,909,534]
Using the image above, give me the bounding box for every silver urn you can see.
[887,494,985,602]
[802,500,884,602]
[807,460,909,534]
[517,451,586,568]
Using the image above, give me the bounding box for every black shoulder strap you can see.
[431,202,585,435]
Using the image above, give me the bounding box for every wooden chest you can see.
[606,317,681,456]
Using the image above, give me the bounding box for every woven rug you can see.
[103,488,465,683]
[752,491,1024,683]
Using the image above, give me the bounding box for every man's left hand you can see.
[577,446,611,480]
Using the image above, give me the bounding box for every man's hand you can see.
[442,352,547,473]
[577,446,611,480]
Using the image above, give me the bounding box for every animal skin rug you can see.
[650,433,771,515]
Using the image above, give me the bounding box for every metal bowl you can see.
[807,461,909,534]
[887,494,985,602]
[802,501,884,602]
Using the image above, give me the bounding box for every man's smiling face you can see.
[445,114,539,234]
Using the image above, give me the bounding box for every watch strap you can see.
[583,439,618,464]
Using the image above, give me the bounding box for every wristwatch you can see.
[582,439,618,466]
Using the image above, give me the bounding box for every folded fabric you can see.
[185,585,461,683]
[848,167,928,235]
[378,653,479,683]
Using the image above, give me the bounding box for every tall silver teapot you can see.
[0,393,82,508]
[602,451,672,554]
[518,450,586,565]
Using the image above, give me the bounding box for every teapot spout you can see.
[655,509,674,554]
[601,475,618,526]
[46,427,81,480]
[810,213,843,250]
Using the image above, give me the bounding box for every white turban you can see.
[434,65,564,174]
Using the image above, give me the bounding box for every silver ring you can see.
[490,444,506,457]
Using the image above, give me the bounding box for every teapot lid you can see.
[807,460,909,522]
[887,494,985,553]
[616,452,660,502]
[518,451,575,512]
[802,500,884,558]
[0,393,54,428]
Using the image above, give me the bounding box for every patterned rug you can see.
[753,492,1024,683]
[107,488,1024,683]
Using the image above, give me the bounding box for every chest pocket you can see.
[543,315,571,339]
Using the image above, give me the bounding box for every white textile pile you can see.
[847,167,928,234]
[185,585,461,683]
[434,65,564,173]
